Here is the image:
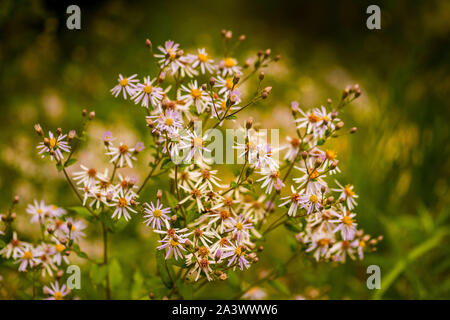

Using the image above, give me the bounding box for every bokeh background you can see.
[0,0,449,299]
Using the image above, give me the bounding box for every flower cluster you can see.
[18,30,381,298]
[0,198,85,300]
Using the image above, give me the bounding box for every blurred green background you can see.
[0,0,449,299]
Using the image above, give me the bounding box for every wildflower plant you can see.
[0,30,382,300]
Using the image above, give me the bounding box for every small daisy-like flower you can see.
[332,180,358,210]
[241,194,267,222]
[305,231,335,261]
[300,191,322,215]
[279,186,303,217]
[294,164,327,194]
[330,210,357,240]
[190,168,222,191]
[179,181,208,212]
[222,241,250,270]
[26,199,48,224]
[132,76,163,108]
[179,81,210,114]
[189,48,215,74]
[257,169,284,194]
[225,215,253,242]
[37,131,71,162]
[157,234,187,260]
[0,232,27,259]
[110,74,138,99]
[102,131,115,147]
[111,189,138,221]
[149,108,183,134]
[219,57,241,77]
[73,165,98,187]
[280,136,301,162]
[16,245,41,272]
[214,76,235,95]
[180,130,211,163]
[329,240,358,263]
[143,200,171,230]
[43,281,70,300]
[106,142,137,168]
[186,248,215,281]
[185,226,220,248]
[52,241,69,266]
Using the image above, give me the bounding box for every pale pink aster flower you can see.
[110,74,138,99]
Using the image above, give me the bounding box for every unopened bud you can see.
[259,72,265,81]
[56,128,62,135]
[221,29,226,36]
[145,38,152,49]
[43,137,50,147]
[336,121,344,130]
[264,48,271,57]
[244,58,252,68]
[219,273,227,280]
[274,54,281,61]
[209,77,216,86]
[9,212,16,221]
[149,292,155,299]
[34,124,43,136]
[82,109,87,117]
[88,111,95,120]
[233,73,241,85]
[301,151,308,160]
[321,185,327,193]
[239,34,246,41]
[68,130,76,142]
[350,127,357,134]
[170,215,177,222]
[13,195,19,204]
[354,89,361,98]
[156,190,163,199]
[201,83,207,91]
[315,158,323,167]
[246,117,253,129]
[158,71,166,82]
[330,161,338,170]
[258,246,264,252]
[225,31,232,39]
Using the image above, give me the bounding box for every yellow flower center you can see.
[291,193,300,202]
[221,100,227,111]
[344,185,355,197]
[118,197,128,208]
[309,195,318,203]
[37,208,44,215]
[318,238,330,247]
[309,169,319,180]
[23,251,33,260]
[308,113,320,123]
[325,150,336,160]
[153,209,162,217]
[144,85,153,94]
[236,222,243,230]
[197,53,208,62]
[119,78,129,86]
[170,239,179,247]
[224,58,236,68]
[342,215,353,226]
[191,88,202,99]
[234,246,244,256]
[55,244,65,253]
[359,240,366,248]
[165,118,174,126]
[193,137,204,148]
[49,137,57,148]
[198,246,209,257]
[119,144,129,154]
[225,78,234,89]
[53,292,63,300]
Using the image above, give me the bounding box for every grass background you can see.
[0,0,449,299]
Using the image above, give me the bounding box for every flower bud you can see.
[246,117,253,129]
[145,38,152,50]
[88,111,95,120]
[13,195,19,204]
[82,109,87,117]
[219,273,227,280]
[56,127,62,135]
[350,127,357,134]
[336,121,344,130]
[34,124,43,136]
[315,158,323,167]
[156,189,163,199]
[209,77,216,86]
[221,29,226,36]
[158,71,166,82]
[225,30,232,39]
[201,83,207,91]
[68,130,76,142]
[149,293,155,299]
[239,34,246,41]
[264,48,271,58]
[170,215,177,223]
[259,72,265,81]
[43,137,50,147]
[274,54,281,61]
[301,151,308,160]
[233,73,241,85]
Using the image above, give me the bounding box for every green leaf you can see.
[72,243,88,259]
[284,221,303,233]
[0,239,6,248]
[268,279,290,296]
[161,158,175,169]
[156,249,174,289]
[230,181,238,188]
[56,162,63,172]
[64,158,77,167]
[317,138,325,146]
[131,270,145,299]
[109,259,123,289]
